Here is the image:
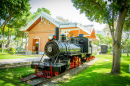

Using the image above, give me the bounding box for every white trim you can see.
[41,16,44,22]
[61,28,79,36]
[20,12,77,31]
[84,35,90,36]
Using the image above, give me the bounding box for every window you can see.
[39,23,41,26]
[48,22,51,25]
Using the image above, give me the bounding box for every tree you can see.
[56,16,69,22]
[72,0,130,74]
[93,34,105,46]
[0,0,30,53]
[121,31,130,57]
[93,34,113,48]
[30,8,51,21]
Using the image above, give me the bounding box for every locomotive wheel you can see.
[54,72,59,76]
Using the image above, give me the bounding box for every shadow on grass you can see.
[60,55,130,86]
[60,66,130,86]
[0,67,35,86]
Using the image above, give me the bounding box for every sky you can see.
[29,0,106,30]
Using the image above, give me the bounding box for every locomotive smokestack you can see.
[55,27,59,40]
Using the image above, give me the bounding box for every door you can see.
[32,39,39,54]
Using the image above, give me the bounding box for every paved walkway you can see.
[0,56,49,64]
[0,56,49,69]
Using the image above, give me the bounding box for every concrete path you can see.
[0,56,49,69]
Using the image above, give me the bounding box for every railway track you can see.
[20,57,98,86]
[20,69,72,86]
[20,74,47,86]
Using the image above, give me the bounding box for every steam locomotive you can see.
[31,27,95,78]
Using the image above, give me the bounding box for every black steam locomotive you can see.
[31,27,95,78]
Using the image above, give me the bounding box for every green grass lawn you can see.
[0,67,35,86]
[0,53,129,86]
[0,54,40,59]
[59,54,130,86]
[0,49,41,59]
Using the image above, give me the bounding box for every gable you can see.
[27,16,56,32]
[90,29,96,38]
[20,12,77,31]
[69,29,90,37]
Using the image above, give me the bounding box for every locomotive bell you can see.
[60,34,66,42]
[70,37,75,43]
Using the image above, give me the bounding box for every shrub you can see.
[9,47,13,51]
[92,52,97,56]
[10,48,16,54]
[107,49,111,54]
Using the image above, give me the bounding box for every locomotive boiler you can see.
[31,27,95,78]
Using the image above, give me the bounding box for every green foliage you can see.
[60,54,130,86]
[93,34,112,48]
[124,12,130,31]
[107,48,111,54]
[72,0,117,24]
[122,39,130,51]
[0,0,31,27]
[56,16,69,22]
[0,52,39,59]
[0,49,7,53]
[93,41,100,46]
[96,34,106,44]
[0,25,15,38]
[9,47,16,54]
[92,52,97,56]
[11,48,16,54]
[0,0,31,53]
[93,34,105,46]
[30,7,51,20]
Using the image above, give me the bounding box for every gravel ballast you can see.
[39,57,99,86]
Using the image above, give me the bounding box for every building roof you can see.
[68,28,99,41]
[69,29,90,37]
[89,29,99,41]
[20,12,77,31]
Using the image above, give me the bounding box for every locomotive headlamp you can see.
[48,34,54,40]
[48,34,56,40]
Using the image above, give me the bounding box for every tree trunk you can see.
[111,42,121,74]
[10,28,12,42]
[10,26,13,48]
[110,0,128,74]
[1,24,6,53]
[7,25,10,53]
[21,37,23,49]
[126,46,129,57]
[17,41,18,51]
[25,35,27,51]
